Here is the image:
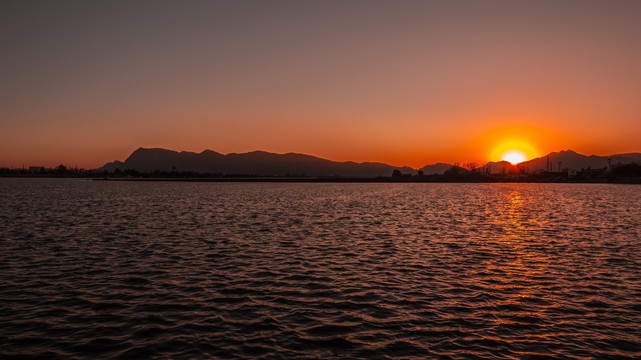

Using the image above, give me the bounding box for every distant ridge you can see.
[99,148,416,177]
[419,163,453,175]
[98,147,641,177]
[483,150,641,174]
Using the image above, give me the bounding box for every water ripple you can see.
[1,179,640,359]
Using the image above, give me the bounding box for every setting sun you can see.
[490,138,539,164]
[501,150,527,164]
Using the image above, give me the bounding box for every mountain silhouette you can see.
[522,150,641,171]
[99,148,416,177]
[99,147,641,177]
[482,150,641,173]
[419,163,454,175]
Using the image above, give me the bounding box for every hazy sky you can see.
[2,0,641,168]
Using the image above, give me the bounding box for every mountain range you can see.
[99,148,641,177]
[99,148,416,177]
[482,150,641,174]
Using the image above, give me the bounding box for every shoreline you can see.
[95,177,641,184]
[2,175,639,184]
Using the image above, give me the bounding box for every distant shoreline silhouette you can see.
[1,148,640,183]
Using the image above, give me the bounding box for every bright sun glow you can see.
[501,150,527,164]
[490,139,538,164]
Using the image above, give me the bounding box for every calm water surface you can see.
[1,179,640,359]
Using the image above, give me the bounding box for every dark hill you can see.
[99,148,416,177]
[522,150,641,171]
[481,150,641,173]
[418,163,453,175]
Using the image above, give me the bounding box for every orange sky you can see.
[2,1,641,169]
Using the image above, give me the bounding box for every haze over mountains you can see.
[99,148,641,177]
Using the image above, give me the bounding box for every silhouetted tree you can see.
[464,162,478,172]
[612,162,641,177]
[444,165,463,177]
[392,169,402,177]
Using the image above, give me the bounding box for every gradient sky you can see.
[2,0,641,169]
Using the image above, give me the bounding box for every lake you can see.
[1,179,640,359]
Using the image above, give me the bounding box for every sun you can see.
[501,150,527,164]
[490,139,538,164]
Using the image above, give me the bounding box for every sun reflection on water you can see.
[484,186,552,340]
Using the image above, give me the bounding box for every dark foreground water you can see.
[1,179,640,359]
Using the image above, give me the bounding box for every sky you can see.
[2,0,641,169]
